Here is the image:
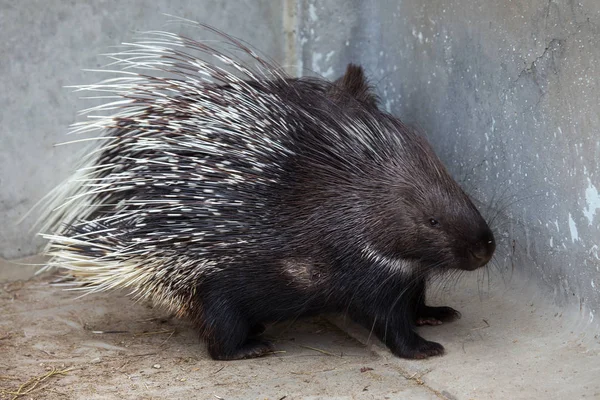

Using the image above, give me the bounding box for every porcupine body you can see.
[41,26,495,360]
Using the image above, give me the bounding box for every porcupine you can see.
[39,25,496,360]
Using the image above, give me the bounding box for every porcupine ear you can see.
[330,63,378,108]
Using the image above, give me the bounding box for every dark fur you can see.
[180,65,493,359]
[59,62,495,360]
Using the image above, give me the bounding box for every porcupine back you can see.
[39,26,412,316]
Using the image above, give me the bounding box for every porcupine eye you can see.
[428,218,440,227]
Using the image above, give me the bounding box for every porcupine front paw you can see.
[394,338,445,359]
[416,306,461,326]
[210,339,274,360]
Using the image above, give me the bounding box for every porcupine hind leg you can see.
[412,279,461,326]
[200,299,273,360]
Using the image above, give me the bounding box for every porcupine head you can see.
[38,27,495,361]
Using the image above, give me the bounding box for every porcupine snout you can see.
[466,226,495,270]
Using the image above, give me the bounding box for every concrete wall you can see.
[2,1,598,321]
[292,0,600,322]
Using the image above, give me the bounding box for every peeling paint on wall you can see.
[568,213,579,243]
[583,178,600,225]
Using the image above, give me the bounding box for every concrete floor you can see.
[1,257,599,400]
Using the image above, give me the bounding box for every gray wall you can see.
[2,1,599,321]
[292,0,600,322]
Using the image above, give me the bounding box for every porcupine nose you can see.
[468,229,495,270]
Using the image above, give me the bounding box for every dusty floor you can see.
[1,257,599,400]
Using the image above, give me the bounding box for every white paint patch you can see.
[308,3,318,22]
[325,50,335,62]
[583,178,600,224]
[312,52,323,72]
[589,245,599,260]
[311,52,334,78]
[411,28,424,44]
[568,213,579,243]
